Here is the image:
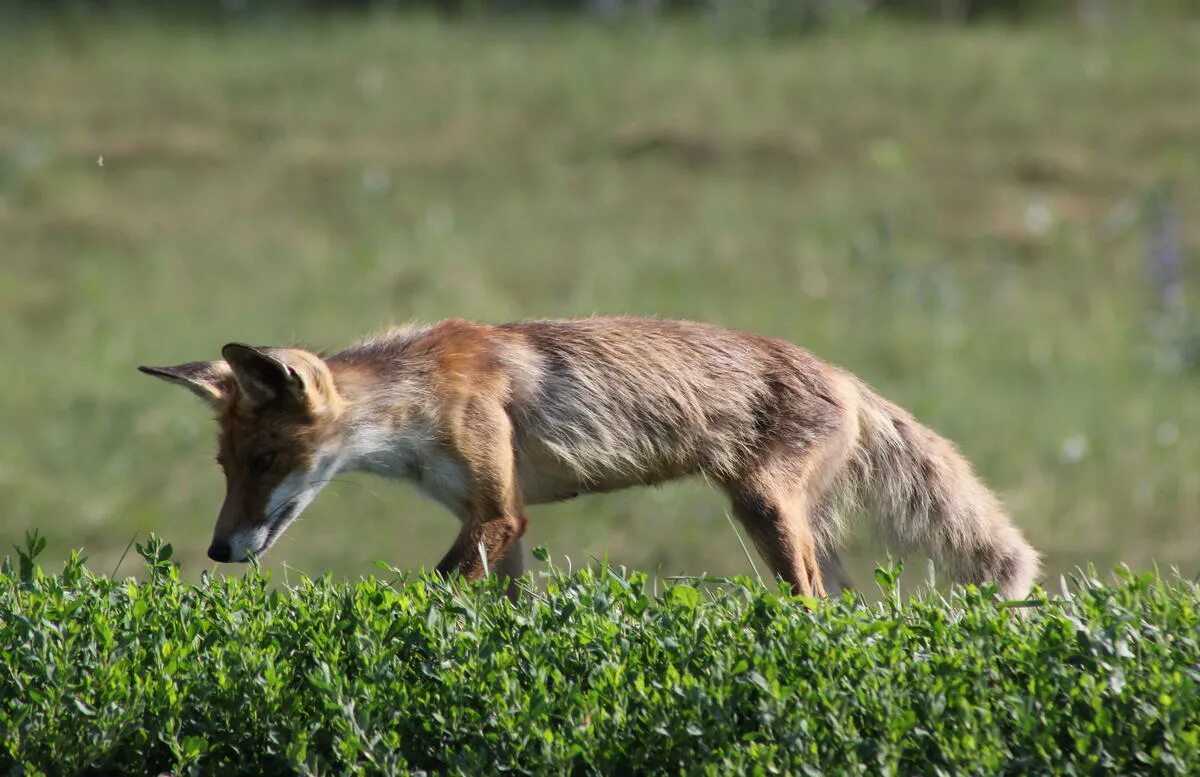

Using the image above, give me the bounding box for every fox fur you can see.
[140,316,1039,599]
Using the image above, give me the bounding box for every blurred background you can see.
[1,0,1197,589]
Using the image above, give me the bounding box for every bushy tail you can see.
[840,378,1039,599]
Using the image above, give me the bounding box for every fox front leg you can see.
[435,511,527,581]
[433,399,528,582]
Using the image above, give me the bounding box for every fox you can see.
[139,316,1038,599]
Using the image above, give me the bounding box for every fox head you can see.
[139,344,345,563]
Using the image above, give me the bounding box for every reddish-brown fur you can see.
[141,316,1039,599]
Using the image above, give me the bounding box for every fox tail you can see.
[834,378,1039,599]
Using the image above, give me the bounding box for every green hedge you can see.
[2,536,1198,775]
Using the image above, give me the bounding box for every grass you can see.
[3,535,1199,775]
[1,11,1199,585]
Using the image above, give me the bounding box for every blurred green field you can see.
[2,11,1198,587]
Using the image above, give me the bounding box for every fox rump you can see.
[139,317,1038,598]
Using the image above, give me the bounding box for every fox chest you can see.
[357,432,473,517]
[402,440,584,510]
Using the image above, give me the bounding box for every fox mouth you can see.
[219,499,299,563]
[257,499,299,556]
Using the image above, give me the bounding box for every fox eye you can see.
[250,451,276,474]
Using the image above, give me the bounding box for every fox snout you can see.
[207,538,233,563]
[209,488,282,563]
[207,531,263,563]
[209,474,317,564]
[209,488,266,563]
[208,523,272,564]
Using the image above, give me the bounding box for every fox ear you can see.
[221,343,306,408]
[138,361,233,408]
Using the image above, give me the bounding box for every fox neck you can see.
[324,372,434,482]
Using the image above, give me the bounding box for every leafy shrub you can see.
[2,535,1198,775]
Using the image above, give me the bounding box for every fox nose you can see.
[207,540,232,563]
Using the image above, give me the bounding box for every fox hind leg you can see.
[725,400,859,598]
[726,482,825,598]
